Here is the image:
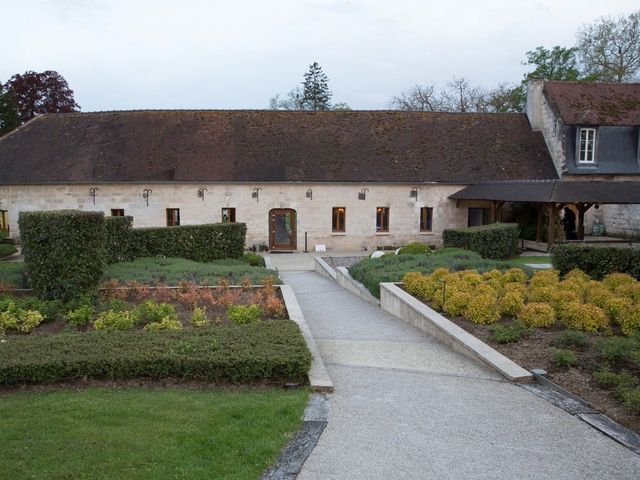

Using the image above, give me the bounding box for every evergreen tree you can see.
[0,85,21,137]
[301,62,332,110]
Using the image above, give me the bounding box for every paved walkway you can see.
[269,254,640,480]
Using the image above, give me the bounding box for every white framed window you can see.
[578,128,596,164]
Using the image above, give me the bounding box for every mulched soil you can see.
[447,315,640,434]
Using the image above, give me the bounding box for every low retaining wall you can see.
[314,256,336,280]
[280,284,334,393]
[335,267,380,306]
[379,282,532,382]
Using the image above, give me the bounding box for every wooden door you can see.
[269,209,297,251]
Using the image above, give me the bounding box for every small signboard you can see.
[315,244,326,252]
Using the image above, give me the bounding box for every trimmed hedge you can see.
[0,320,311,385]
[552,244,640,280]
[131,223,246,262]
[443,223,520,260]
[19,211,106,301]
[105,216,135,263]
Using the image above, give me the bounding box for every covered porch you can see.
[449,180,640,249]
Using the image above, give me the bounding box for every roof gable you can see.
[0,110,558,184]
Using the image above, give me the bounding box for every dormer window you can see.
[578,128,596,164]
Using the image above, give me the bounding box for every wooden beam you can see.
[536,203,544,243]
[575,203,594,240]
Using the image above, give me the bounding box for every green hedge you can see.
[19,211,106,301]
[442,223,520,260]
[552,244,640,280]
[105,216,135,264]
[0,320,311,385]
[130,223,246,262]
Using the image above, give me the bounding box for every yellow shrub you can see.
[602,273,636,292]
[504,282,526,295]
[499,291,525,317]
[503,268,528,284]
[518,302,555,328]
[616,283,640,302]
[459,270,483,287]
[618,306,640,336]
[144,317,183,331]
[558,279,586,299]
[463,294,500,325]
[402,272,425,295]
[443,290,471,317]
[191,306,208,327]
[584,281,613,308]
[530,269,560,288]
[604,296,632,324]
[561,302,609,332]
[527,285,556,304]
[429,267,450,282]
[563,268,591,284]
[0,309,43,334]
[551,290,581,320]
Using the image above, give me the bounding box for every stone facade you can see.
[585,204,640,237]
[0,183,469,251]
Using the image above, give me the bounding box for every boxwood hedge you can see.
[552,244,640,280]
[105,216,135,263]
[19,211,106,301]
[443,223,520,260]
[0,320,311,385]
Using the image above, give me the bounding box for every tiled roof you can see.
[544,81,640,126]
[0,110,558,184]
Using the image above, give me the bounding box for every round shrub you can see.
[429,267,450,282]
[19,210,106,301]
[585,281,614,308]
[563,268,591,284]
[527,285,556,304]
[499,291,525,317]
[242,252,265,267]
[553,349,578,368]
[443,290,471,317]
[618,307,640,336]
[551,290,581,320]
[94,310,134,332]
[604,297,632,325]
[464,294,500,325]
[616,283,640,302]
[530,269,560,288]
[459,270,483,287]
[561,302,609,332]
[398,242,431,255]
[602,272,636,292]
[227,304,262,325]
[0,309,44,334]
[504,282,526,295]
[558,279,585,298]
[191,306,208,327]
[503,268,528,284]
[403,272,439,301]
[144,317,182,331]
[518,302,555,328]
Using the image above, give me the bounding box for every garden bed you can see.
[401,267,640,434]
[0,279,312,386]
[447,316,640,434]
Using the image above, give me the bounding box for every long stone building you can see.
[0,81,638,251]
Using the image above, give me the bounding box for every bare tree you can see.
[388,84,441,111]
[577,10,640,82]
[268,86,305,110]
[440,76,489,112]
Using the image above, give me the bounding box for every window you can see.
[111,209,125,217]
[420,207,433,232]
[221,207,236,223]
[578,128,596,163]
[166,208,180,226]
[376,207,389,232]
[332,207,346,232]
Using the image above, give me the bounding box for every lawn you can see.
[0,257,279,288]
[0,387,308,480]
[0,244,17,258]
[507,255,551,265]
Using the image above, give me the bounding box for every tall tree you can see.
[484,83,525,113]
[301,62,332,110]
[439,76,488,112]
[0,85,21,136]
[522,46,582,82]
[268,87,305,110]
[4,70,80,123]
[577,10,640,82]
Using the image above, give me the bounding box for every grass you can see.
[0,387,308,480]
[0,257,279,288]
[506,255,551,265]
[0,244,17,258]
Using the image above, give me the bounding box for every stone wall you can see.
[585,204,640,237]
[0,183,469,251]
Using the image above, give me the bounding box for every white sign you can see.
[315,244,326,252]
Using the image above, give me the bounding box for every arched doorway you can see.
[269,208,297,251]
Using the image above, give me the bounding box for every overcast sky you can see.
[2,0,638,111]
